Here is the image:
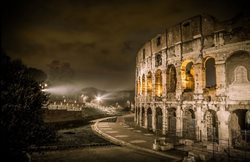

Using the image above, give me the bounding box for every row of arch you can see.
[135,106,250,147]
[135,106,218,141]
[137,57,216,95]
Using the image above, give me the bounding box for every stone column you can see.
[139,107,142,126]
[217,105,230,147]
[195,105,204,141]
[215,61,226,96]
[176,105,182,137]
[175,63,182,100]
[162,106,167,135]
[152,106,156,132]
[162,69,167,97]
[193,62,204,95]
[152,72,156,99]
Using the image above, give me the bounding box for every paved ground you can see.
[93,114,185,161]
[93,114,250,162]
[31,146,172,162]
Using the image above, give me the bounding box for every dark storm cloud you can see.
[2,0,248,90]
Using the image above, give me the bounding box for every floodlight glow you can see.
[96,96,102,102]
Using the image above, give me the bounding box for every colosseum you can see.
[134,14,250,150]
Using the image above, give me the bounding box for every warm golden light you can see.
[155,70,162,96]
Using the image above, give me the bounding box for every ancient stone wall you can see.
[135,14,250,149]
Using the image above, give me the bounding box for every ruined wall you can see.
[135,14,250,148]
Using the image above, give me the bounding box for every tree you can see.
[0,50,55,161]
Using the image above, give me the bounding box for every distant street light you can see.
[96,96,102,102]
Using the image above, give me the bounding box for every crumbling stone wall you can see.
[135,14,250,148]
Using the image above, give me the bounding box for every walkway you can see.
[91,114,184,162]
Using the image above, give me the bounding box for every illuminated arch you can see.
[147,72,152,96]
[142,74,146,95]
[166,64,177,92]
[155,69,163,96]
[181,60,195,92]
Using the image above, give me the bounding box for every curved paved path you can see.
[91,114,183,162]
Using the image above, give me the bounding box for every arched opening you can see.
[205,58,216,88]
[147,72,152,96]
[137,77,141,95]
[136,107,140,124]
[183,109,196,140]
[181,61,195,92]
[155,53,162,67]
[142,75,146,95]
[205,110,218,142]
[226,51,250,85]
[155,70,163,97]
[167,65,177,93]
[147,108,153,130]
[226,51,250,100]
[167,108,176,137]
[141,107,145,126]
[156,107,163,133]
[231,109,250,149]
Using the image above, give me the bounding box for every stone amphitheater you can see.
[134,14,250,149]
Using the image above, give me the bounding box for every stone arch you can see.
[181,60,195,92]
[183,109,196,139]
[233,66,249,84]
[155,69,163,97]
[167,108,176,136]
[142,74,146,95]
[147,107,153,130]
[166,64,177,93]
[204,57,216,88]
[230,109,250,148]
[155,107,163,132]
[204,110,218,142]
[147,72,153,96]
[226,51,250,85]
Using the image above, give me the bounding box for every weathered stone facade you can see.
[135,14,250,149]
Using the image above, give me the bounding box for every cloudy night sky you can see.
[1,0,248,91]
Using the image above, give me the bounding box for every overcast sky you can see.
[1,0,248,90]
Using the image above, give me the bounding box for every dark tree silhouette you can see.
[0,50,55,161]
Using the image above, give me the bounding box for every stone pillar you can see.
[139,107,142,126]
[195,105,204,141]
[193,62,204,95]
[139,76,142,96]
[145,74,148,97]
[176,105,182,137]
[162,106,167,135]
[175,63,182,100]
[162,69,167,97]
[152,72,156,99]
[152,106,156,132]
[217,105,230,147]
[215,62,226,96]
